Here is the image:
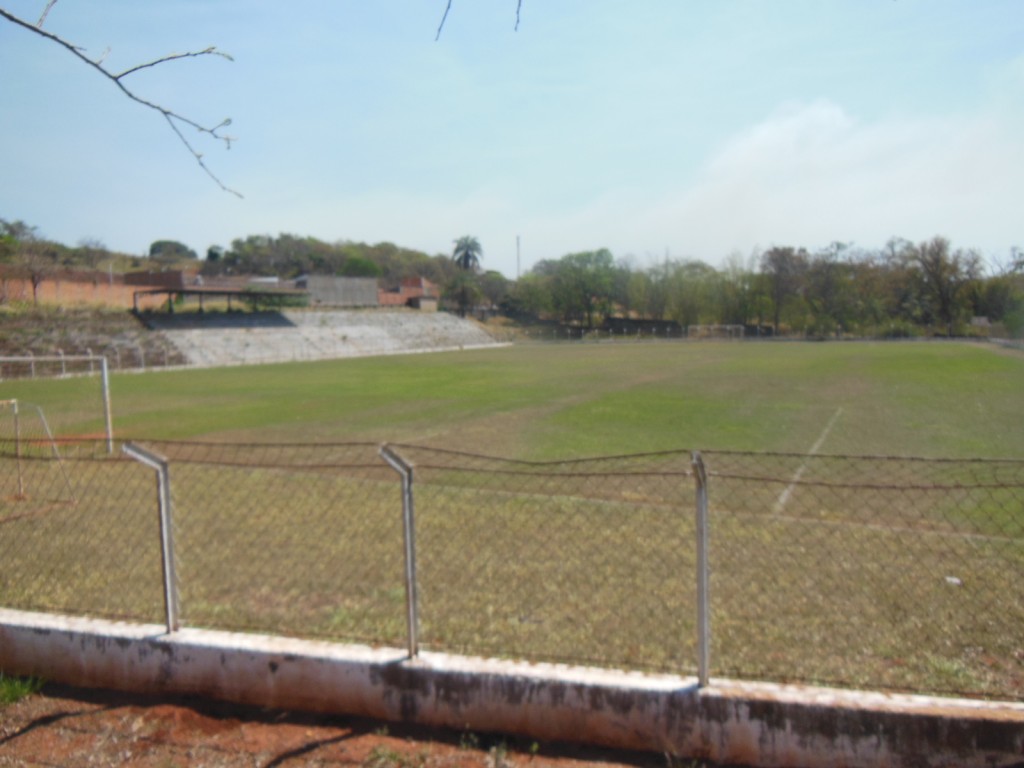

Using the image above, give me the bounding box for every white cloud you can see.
[662,99,1024,258]
[440,94,1024,274]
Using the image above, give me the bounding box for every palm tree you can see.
[450,236,483,317]
[452,236,483,272]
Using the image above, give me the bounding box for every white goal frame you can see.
[0,355,114,452]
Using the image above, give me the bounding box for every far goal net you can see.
[0,399,75,504]
[686,324,745,340]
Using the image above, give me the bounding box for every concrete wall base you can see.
[1,609,1021,768]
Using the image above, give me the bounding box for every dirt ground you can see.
[0,684,703,768]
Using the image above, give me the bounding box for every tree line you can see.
[505,239,1023,338]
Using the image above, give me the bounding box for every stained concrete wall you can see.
[1,609,1021,768]
[303,276,380,307]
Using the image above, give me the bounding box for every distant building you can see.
[378,277,439,311]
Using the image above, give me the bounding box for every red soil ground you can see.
[1,684,711,768]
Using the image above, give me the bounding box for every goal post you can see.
[0,399,25,498]
[0,399,76,503]
[0,355,113,452]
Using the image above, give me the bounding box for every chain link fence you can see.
[1,437,1021,699]
[384,445,695,671]
[704,451,1024,697]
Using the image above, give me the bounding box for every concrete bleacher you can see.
[146,309,503,368]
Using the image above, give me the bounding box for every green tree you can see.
[626,270,653,319]
[609,260,636,318]
[719,253,758,327]
[446,270,483,318]
[339,256,383,277]
[549,249,615,328]
[875,238,926,329]
[1,219,57,304]
[805,243,859,336]
[478,270,510,309]
[149,240,198,263]
[505,273,552,319]
[452,235,483,272]
[18,238,60,305]
[449,236,483,317]
[0,229,17,265]
[664,260,719,328]
[0,218,39,244]
[761,246,809,335]
[74,238,108,272]
[911,237,980,335]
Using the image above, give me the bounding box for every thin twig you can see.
[117,47,234,80]
[515,0,522,31]
[435,0,452,41]
[1,6,241,197]
[36,0,58,27]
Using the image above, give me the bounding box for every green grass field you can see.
[5,340,1024,459]
[2,340,1022,699]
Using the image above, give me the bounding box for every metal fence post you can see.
[379,444,420,659]
[692,451,711,687]
[100,356,114,454]
[123,442,180,634]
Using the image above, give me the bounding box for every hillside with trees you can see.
[2,217,1021,339]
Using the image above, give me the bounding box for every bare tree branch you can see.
[0,5,241,197]
[515,0,522,31]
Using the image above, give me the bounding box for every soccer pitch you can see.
[7,339,1024,459]
[2,339,1023,697]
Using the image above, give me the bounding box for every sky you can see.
[2,0,1022,278]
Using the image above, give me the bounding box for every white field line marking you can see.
[773,407,844,514]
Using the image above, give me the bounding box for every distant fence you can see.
[1,346,180,376]
[0,438,1021,700]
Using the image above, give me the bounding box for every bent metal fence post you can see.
[379,443,420,659]
[122,442,180,634]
